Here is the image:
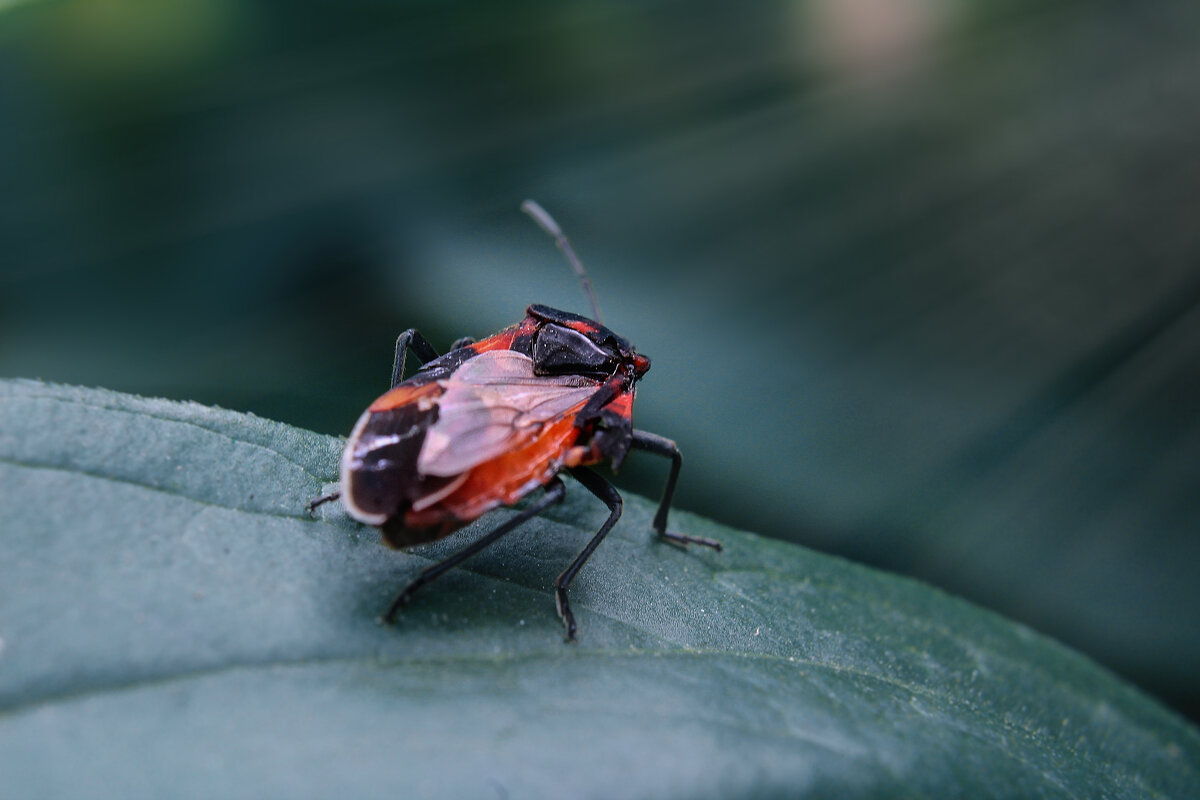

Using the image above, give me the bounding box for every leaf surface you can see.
[1,379,1196,799]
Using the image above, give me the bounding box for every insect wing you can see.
[417,350,600,477]
[340,381,447,526]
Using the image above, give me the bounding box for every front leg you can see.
[629,430,722,551]
[390,329,440,387]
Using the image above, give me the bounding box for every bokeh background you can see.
[2,1,1198,722]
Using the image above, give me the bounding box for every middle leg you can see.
[382,477,566,623]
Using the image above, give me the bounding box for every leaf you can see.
[1,378,1197,799]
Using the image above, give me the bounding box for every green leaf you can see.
[1,378,1197,799]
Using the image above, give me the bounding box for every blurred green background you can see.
[2,0,1198,722]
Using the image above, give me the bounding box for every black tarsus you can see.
[381,477,567,624]
[391,329,440,388]
[555,466,623,640]
[629,430,723,551]
[306,491,341,514]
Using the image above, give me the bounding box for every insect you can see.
[309,200,721,639]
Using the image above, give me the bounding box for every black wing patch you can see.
[341,394,451,523]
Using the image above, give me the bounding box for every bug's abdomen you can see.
[403,414,587,532]
[341,382,452,528]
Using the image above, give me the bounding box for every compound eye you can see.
[532,323,615,377]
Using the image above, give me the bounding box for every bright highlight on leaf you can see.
[1,379,1197,799]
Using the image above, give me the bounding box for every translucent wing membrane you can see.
[417,350,599,477]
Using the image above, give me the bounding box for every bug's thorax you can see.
[523,304,650,390]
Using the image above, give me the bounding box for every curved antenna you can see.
[521,199,603,324]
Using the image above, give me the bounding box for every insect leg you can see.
[382,477,566,624]
[629,430,722,551]
[307,330,444,513]
[306,491,341,514]
[449,336,477,351]
[555,467,623,640]
[390,329,440,388]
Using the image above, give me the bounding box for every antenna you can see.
[521,199,603,324]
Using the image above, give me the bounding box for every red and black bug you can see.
[310,201,721,639]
